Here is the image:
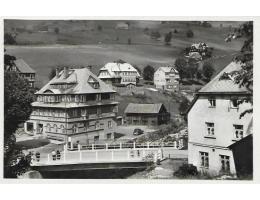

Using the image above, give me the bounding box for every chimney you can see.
[56,68,59,78]
[63,66,68,79]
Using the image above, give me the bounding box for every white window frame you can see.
[233,124,244,140]
[200,152,209,168]
[208,98,216,107]
[108,121,112,128]
[205,122,215,136]
[230,98,239,109]
[220,155,230,173]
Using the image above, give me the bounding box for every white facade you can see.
[188,62,253,176]
[154,67,179,91]
[188,95,252,176]
[98,62,140,86]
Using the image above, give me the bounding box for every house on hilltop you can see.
[98,60,141,87]
[5,58,36,87]
[24,67,119,145]
[154,66,179,91]
[124,103,170,126]
[187,62,253,176]
[115,22,129,30]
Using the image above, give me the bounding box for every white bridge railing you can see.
[31,147,163,166]
[67,141,180,151]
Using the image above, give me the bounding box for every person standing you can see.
[52,150,56,161]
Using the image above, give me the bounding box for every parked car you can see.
[133,128,144,136]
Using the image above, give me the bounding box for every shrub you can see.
[174,164,198,178]
[186,29,194,38]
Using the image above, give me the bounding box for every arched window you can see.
[46,124,51,132]
[60,125,65,134]
[53,124,58,133]
[72,124,78,134]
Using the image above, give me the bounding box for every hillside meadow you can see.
[5,20,244,87]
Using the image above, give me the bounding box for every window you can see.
[95,121,100,129]
[53,124,58,133]
[72,109,78,117]
[107,133,112,139]
[60,125,65,134]
[220,155,230,172]
[206,122,214,136]
[72,124,78,134]
[108,121,112,128]
[46,124,51,132]
[81,109,87,116]
[84,122,88,131]
[208,98,216,107]
[200,152,209,168]
[234,125,244,139]
[94,135,99,141]
[230,99,239,109]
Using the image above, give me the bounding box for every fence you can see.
[68,141,179,151]
[31,148,163,166]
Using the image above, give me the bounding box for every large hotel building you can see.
[24,67,119,145]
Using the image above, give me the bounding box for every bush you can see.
[174,164,198,178]
[143,65,155,81]
[178,96,191,115]
[202,62,215,81]
[186,29,194,38]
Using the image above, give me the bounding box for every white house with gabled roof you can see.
[98,61,141,86]
[154,66,179,91]
[187,61,253,176]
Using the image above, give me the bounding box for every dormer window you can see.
[93,83,100,89]
[88,76,100,89]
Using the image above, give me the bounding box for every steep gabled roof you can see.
[13,59,35,73]
[36,67,116,95]
[98,62,141,78]
[198,62,250,94]
[124,103,165,114]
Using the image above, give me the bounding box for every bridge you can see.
[30,142,187,177]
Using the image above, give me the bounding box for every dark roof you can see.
[228,134,252,149]
[14,59,35,73]
[186,62,252,115]
[36,67,115,95]
[124,103,165,114]
[198,62,250,94]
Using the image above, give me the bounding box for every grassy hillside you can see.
[4,20,244,87]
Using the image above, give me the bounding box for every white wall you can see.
[188,94,252,175]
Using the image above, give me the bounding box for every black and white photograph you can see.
[2,18,254,180]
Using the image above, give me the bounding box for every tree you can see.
[49,67,57,80]
[54,27,59,34]
[178,97,191,115]
[4,71,35,177]
[220,21,253,118]
[187,58,199,80]
[4,49,16,70]
[175,58,188,81]
[164,31,172,45]
[186,29,194,38]
[202,62,215,81]
[4,33,17,45]
[143,65,155,81]
[133,65,142,76]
